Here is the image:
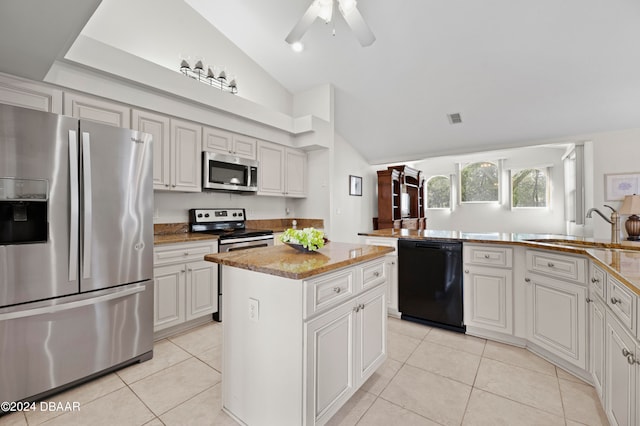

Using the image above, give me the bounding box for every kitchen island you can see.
[204,242,393,426]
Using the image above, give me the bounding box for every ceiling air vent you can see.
[447,113,463,125]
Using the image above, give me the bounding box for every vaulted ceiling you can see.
[1,0,639,164]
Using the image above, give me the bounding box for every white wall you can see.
[79,0,293,115]
[413,145,568,234]
[589,128,640,240]
[328,134,378,242]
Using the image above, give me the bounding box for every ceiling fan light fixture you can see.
[316,0,334,23]
[338,0,357,15]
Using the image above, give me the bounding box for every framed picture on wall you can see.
[349,175,362,196]
[605,172,640,201]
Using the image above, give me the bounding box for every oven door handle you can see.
[219,235,274,245]
[220,239,273,252]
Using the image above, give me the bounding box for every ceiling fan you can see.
[285,0,376,47]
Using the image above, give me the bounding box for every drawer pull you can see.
[547,262,555,268]
[184,252,189,256]
[610,297,622,305]
[464,269,470,274]
[591,277,600,283]
[586,298,593,303]
[484,254,491,259]
[333,287,342,294]
[373,271,380,277]
[524,278,531,283]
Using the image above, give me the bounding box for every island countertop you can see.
[204,242,394,280]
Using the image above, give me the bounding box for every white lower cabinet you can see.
[153,241,218,332]
[605,311,638,426]
[590,294,606,401]
[525,273,587,369]
[463,244,514,337]
[363,237,399,317]
[222,257,387,426]
[305,284,386,425]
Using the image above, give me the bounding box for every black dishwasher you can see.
[398,239,465,332]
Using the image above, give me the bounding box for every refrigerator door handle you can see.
[0,284,147,321]
[68,130,79,282]
[82,132,92,280]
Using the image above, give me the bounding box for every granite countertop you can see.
[204,242,394,280]
[154,233,219,245]
[359,229,640,296]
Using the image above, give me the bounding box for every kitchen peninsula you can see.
[360,228,640,426]
[204,242,393,426]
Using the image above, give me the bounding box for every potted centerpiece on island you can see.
[280,227,326,252]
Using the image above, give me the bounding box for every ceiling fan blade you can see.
[285,2,320,44]
[341,6,375,47]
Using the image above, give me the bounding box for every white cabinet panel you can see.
[64,92,130,127]
[153,263,186,331]
[186,260,218,320]
[590,295,606,401]
[605,311,637,426]
[464,265,513,334]
[356,284,386,382]
[153,241,217,333]
[132,109,171,190]
[203,126,256,160]
[0,73,62,113]
[305,302,355,425]
[285,147,307,197]
[171,119,202,192]
[526,274,587,369]
[257,140,307,197]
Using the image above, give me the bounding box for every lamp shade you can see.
[620,194,640,215]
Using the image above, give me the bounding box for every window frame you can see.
[459,161,501,204]
[426,175,452,210]
[510,166,551,210]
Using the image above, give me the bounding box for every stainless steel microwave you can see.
[202,152,258,193]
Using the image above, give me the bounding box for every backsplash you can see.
[153,218,324,235]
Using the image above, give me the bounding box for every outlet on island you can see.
[248,298,259,322]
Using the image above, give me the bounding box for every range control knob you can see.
[233,213,237,217]
[197,213,203,218]
[204,213,210,218]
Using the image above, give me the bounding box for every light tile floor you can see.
[0,318,609,426]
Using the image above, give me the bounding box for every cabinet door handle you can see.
[586,298,593,303]
[464,269,469,274]
[622,348,632,357]
[391,261,396,265]
[180,269,186,274]
[591,277,600,283]
[353,305,360,312]
[524,278,531,282]
[333,287,342,294]
[611,297,622,305]
[184,252,189,256]
[547,262,555,268]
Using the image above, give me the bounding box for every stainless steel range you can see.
[188,208,273,321]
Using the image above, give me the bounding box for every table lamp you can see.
[619,194,640,240]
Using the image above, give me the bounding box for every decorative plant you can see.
[280,228,326,251]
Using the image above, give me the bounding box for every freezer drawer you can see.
[0,282,153,404]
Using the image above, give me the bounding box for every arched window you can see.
[512,168,548,208]
[461,162,499,202]
[427,176,450,209]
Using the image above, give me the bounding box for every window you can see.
[461,162,499,202]
[512,168,548,208]
[427,175,450,208]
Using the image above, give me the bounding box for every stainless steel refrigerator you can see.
[0,104,154,405]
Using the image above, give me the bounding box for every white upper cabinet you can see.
[203,126,256,160]
[0,73,62,113]
[132,109,171,190]
[257,140,307,198]
[64,92,130,128]
[171,119,202,192]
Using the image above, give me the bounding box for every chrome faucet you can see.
[586,205,620,244]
